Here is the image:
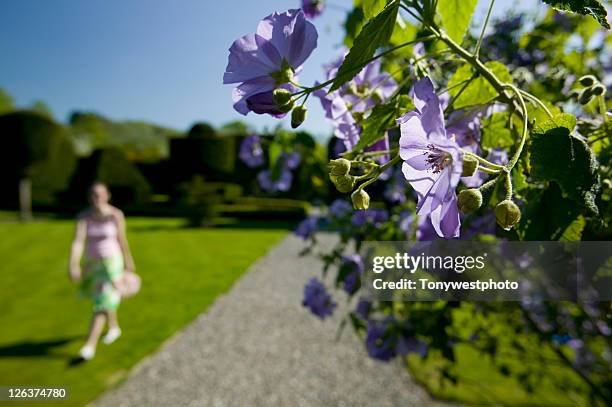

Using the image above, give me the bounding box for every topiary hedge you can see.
[65,147,151,207]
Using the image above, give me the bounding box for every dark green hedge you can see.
[0,111,77,206]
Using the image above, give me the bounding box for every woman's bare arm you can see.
[69,218,87,282]
[114,209,135,272]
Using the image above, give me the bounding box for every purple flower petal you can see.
[232,76,276,115]
[257,9,317,69]
[224,33,282,84]
[409,77,446,138]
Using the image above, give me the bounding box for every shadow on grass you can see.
[0,336,80,359]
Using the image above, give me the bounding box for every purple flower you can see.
[239,135,265,168]
[301,0,325,19]
[462,210,496,239]
[416,215,439,241]
[384,169,408,203]
[446,109,481,154]
[281,151,301,170]
[315,56,397,150]
[398,211,415,235]
[258,169,292,192]
[295,216,318,240]
[302,278,336,319]
[223,9,317,116]
[330,137,347,158]
[329,199,352,219]
[351,209,389,228]
[355,298,372,319]
[398,78,463,238]
[246,84,296,116]
[396,336,428,358]
[365,133,391,164]
[339,254,364,294]
[365,318,397,361]
[365,318,427,361]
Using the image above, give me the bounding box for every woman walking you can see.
[69,182,136,360]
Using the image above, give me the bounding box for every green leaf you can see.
[343,7,365,47]
[560,215,586,241]
[447,62,512,109]
[542,0,610,29]
[331,1,399,92]
[363,0,388,19]
[481,112,515,149]
[518,184,584,241]
[512,159,529,194]
[268,141,282,169]
[389,14,418,55]
[438,0,479,43]
[350,103,397,152]
[529,113,600,214]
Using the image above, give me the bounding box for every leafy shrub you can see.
[179,175,220,227]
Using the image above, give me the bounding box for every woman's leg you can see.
[102,309,122,344]
[85,312,106,348]
[106,310,119,329]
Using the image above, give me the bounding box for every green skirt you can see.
[82,255,124,312]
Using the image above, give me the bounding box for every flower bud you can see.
[278,99,294,113]
[591,84,606,97]
[328,158,351,176]
[569,89,581,99]
[457,189,483,214]
[291,105,307,129]
[273,88,292,106]
[578,88,594,105]
[351,189,370,210]
[495,200,521,231]
[578,75,596,87]
[331,174,356,193]
[461,155,479,177]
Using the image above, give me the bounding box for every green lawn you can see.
[0,214,287,406]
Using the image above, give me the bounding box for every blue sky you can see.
[0,0,539,137]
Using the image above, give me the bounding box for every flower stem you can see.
[520,89,554,119]
[357,149,398,157]
[474,0,496,58]
[504,84,529,171]
[435,29,515,108]
[503,171,513,200]
[463,151,505,170]
[356,155,402,190]
[478,166,502,175]
[478,177,499,193]
[599,95,608,124]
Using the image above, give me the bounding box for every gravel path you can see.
[92,234,451,407]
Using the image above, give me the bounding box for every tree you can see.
[0,111,76,219]
[0,88,14,115]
